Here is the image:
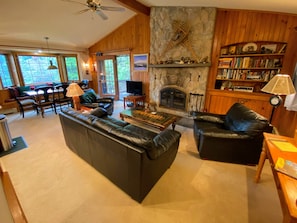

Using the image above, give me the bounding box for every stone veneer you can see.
[149,7,216,116]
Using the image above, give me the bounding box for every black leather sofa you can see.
[79,89,114,115]
[193,103,273,165]
[59,108,181,202]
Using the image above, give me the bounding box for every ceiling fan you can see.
[62,0,125,20]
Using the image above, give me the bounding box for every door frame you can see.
[96,55,119,100]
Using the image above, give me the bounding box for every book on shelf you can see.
[275,157,297,180]
[218,58,233,68]
[242,57,251,68]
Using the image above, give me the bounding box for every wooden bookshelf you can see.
[215,42,287,93]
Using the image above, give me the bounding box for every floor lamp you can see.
[66,83,84,110]
[261,74,296,123]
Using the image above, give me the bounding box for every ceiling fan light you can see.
[48,60,58,70]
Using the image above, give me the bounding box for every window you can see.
[0,54,14,87]
[18,55,60,85]
[64,56,79,81]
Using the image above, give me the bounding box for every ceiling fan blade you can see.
[100,6,125,12]
[96,10,108,20]
[75,8,90,14]
[61,0,87,7]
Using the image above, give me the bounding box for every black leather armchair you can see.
[193,103,273,165]
[79,89,114,115]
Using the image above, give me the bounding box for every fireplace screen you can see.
[160,88,186,111]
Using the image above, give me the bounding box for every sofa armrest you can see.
[151,130,181,159]
[195,112,225,124]
[95,97,114,104]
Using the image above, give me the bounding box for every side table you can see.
[123,95,146,109]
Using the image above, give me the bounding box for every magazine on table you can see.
[275,157,297,180]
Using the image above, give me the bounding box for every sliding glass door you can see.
[97,54,131,100]
[97,55,118,99]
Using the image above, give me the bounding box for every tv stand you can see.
[123,95,146,109]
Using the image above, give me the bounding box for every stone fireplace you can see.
[148,7,216,116]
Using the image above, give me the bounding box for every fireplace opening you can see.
[160,87,186,111]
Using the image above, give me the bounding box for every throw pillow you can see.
[80,90,97,103]
[90,107,108,118]
[18,86,31,96]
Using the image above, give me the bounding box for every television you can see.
[126,81,142,95]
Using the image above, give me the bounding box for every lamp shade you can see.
[66,83,84,97]
[48,60,58,70]
[261,74,296,95]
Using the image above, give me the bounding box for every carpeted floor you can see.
[0,102,283,223]
[176,116,194,128]
[0,136,27,157]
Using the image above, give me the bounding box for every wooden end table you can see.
[123,95,146,109]
[255,133,297,223]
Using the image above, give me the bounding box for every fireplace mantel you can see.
[149,63,211,68]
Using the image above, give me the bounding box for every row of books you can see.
[217,69,278,81]
[218,57,282,69]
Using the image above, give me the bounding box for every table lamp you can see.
[261,74,296,122]
[66,83,84,110]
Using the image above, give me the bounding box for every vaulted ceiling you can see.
[0,0,296,52]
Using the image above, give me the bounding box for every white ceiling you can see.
[0,0,136,52]
[0,0,296,52]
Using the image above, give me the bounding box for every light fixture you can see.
[93,63,97,72]
[83,63,89,75]
[66,83,84,110]
[261,74,296,122]
[44,37,58,70]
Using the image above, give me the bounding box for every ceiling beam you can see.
[115,0,150,16]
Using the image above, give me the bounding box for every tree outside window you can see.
[18,55,61,85]
[64,56,79,81]
[0,54,13,87]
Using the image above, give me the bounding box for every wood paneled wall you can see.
[208,9,297,137]
[88,9,297,136]
[88,14,150,100]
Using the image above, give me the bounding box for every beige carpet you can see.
[0,104,282,223]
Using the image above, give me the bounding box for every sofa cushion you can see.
[224,103,269,135]
[90,107,108,118]
[110,127,155,151]
[102,116,129,127]
[80,89,97,103]
[62,109,95,124]
[18,86,31,96]
[92,118,120,132]
[123,124,157,138]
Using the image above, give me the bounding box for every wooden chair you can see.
[54,83,71,109]
[8,87,37,118]
[34,86,57,118]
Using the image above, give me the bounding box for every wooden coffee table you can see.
[120,109,180,131]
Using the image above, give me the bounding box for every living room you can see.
[1,1,297,222]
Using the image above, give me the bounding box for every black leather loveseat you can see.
[193,103,273,165]
[79,89,114,115]
[59,108,181,202]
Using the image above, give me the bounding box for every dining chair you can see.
[8,87,37,118]
[54,83,72,109]
[34,86,57,118]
